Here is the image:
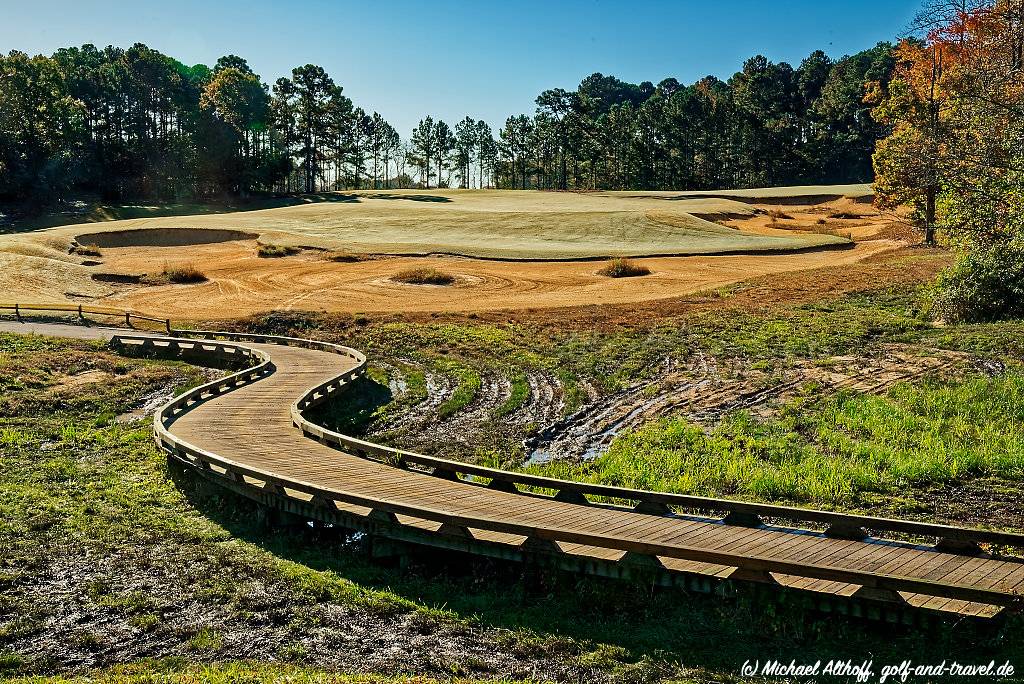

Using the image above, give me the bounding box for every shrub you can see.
[597,258,650,278]
[766,209,792,220]
[73,243,102,257]
[933,243,1024,323]
[257,242,299,258]
[163,263,208,284]
[392,267,455,285]
[326,251,364,262]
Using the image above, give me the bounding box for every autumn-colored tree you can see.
[873,0,1024,319]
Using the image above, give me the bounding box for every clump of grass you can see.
[828,211,863,220]
[436,363,482,419]
[392,267,455,285]
[326,251,364,262]
[72,242,102,257]
[257,242,300,258]
[163,263,207,284]
[188,627,224,651]
[597,258,650,278]
[766,209,792,220]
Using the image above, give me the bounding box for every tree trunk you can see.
[925,184,937,246]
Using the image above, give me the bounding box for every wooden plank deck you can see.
[165,339,1021,618]
[3,319,1022,619]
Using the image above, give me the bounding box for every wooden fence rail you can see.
[0,303,171,333]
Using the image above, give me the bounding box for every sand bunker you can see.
[0,185,904,320]
[76,227,257,248]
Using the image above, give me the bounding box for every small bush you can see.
[597,258,650,278]
[934,243,1024,323]
[767,209,792,220]
[257,243,299,258]
[73,243,102,257]
[326,251,364,262]
[392,267,455,285]
[163,263,208,284]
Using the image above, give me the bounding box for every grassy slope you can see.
[6,189,852,261]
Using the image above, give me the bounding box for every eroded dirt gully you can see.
[281,246,955,464]
[352,342,976,465]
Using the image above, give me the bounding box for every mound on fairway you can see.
[14,186,864,262]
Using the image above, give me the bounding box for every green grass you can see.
[530,371,1024,506]
[2,660,539,683]
[436,360,482,419]
[493,371,529,419]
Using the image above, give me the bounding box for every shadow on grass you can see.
[170,458,1022,677]
[359,193,452,203]
[305,375,393,435]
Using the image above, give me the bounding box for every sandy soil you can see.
[0,190,904,320]
[94,239,895,319]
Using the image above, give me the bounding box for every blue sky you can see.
[2,0,921,135]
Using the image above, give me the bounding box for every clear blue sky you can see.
[2,0,921,136]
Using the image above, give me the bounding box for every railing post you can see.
[78,304,85,322]
[14,303,21,322]
[165,318,172,335]
[125,311,132,328]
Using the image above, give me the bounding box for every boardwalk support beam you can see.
[723,511,763,527]
[554,488,589,505]
[935,538,987,556]
[633,500,673,516]
[853,585,907,604]
[729,567,778,584]
[826,523,869,540]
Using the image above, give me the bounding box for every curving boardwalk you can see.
[3,318,1024,620]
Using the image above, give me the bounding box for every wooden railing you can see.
[7,310,1023,608]
[120,332,1022,608]
[0,303,171,333]
[173,329,1024,557]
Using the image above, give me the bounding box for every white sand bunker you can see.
[76,227,257,248]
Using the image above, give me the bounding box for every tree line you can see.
[2,40,895,206]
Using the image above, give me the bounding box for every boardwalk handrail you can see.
[124,333,1021,608]
[170,328,1024,553]
[0,302,171,333]
[6,307,1024,609]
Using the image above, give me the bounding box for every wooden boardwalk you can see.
[3,317,1024,619]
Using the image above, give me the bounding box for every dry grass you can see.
[828,211,864,220]
[392,267,456,285]
[326,251,365,263]
[766,209,793,220]
[597,258,651,278]
[162,263,207,284]
[257,242,300,258]
[72,243,102,257]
